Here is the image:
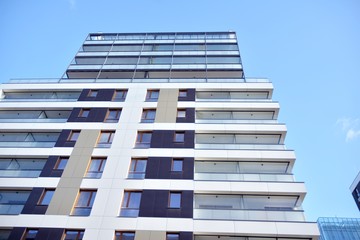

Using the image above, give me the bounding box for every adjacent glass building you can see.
[0,32,319,240]
[318,217,360,240]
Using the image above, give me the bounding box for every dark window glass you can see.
[135,132,152,148]
[169,192,181,208]
[39,189,55,205]
[96,131,115,148]
[114,232,135,240]
[71,190,97,216]
[172,159,183,172]
[85,158,106,178]
[55,157,69,170]
[120,191,142,217]
[106,109,121,122]
[166,233,180,240]
[141,109,156,123]
[63,230,84,240]
[79,109,90,118]
[68,131,80,141]
[179,90,187,97]
[113,90,127,101]
[177,109,186,118]
[145,90,159,101]
[128,159,147,179]
[23,229,38,240]
[88,90,98,97]
[174,132,185,143]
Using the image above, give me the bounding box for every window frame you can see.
[87,90,98,98]
[96,131,115,148]
[113,89,128,101]
[114,231,135,240]
[135,131,152,148]
[120,191,142,217]
[166,233,180,240]
[22,229,38,240]
[178,90,188,98]
[171,158,183,172]
[68,130,80,142]
[54,156,69,170]
[168,192,182,209]
[176,109,186,118]
[71,190,97,216]
[63,229,84,240]
[78,109,90,118]
[141,109,156,123]
[128,158,147,179]
[38,189,55,206]
[105,109,122,123]
[145,89,159,102]
[85,157,107,178]
[173,131,185,143]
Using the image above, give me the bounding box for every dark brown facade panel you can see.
[67,108,108,122]
[178,89,195,101]
[40,156,64,178]
[176,108,195,123]
[54,130,76,147]
[78,89,116,101]
[139,190,193,218]
[150,130,195,148]
[8,227,64,240]
[145,157,194,180]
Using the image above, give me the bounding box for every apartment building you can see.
[0,32,319,240]
[350,171,360,211]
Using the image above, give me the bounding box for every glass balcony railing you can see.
[0,118,68,123]
[195,143,285,150]
[0,142,56,148]
[195,119,278,124]
[0,204,26,215]
[194,208,305,222]
[194,173,294,182]
[0,170,42,178]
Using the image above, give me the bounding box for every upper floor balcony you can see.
[0,132,60,148]
[195,110,277,124]
[0,158,46,178]
[0,91,81,102]
[0,110,71,123]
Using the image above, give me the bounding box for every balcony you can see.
[0,191,31,215]
[0,110,71,123]
[1,91,81,102]
[195,134,284,150]
[196,110,277,124]
[0,158,46,178]
[195,173,294,182]
[195,194,304,222]
[194,208,305,221]
[0,132,60,148]
[196,91,270,102]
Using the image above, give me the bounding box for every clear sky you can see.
[1,0,360,221]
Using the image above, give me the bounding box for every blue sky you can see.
[1,0,360,221]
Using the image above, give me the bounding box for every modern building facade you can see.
[0,32,319,240]
[350,171,360,211]
[317,217,360,240]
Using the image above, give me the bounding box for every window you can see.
[141,109,156,123]
[85,157,106,178]
[71,190,97,216]
[113,89,127,101]
[22,229,38,240]
[178,90,187,97]
[87,90,98,97]
[38,189,55,205]
[145,90,159,101]
[166,233,180,240]
[169,192,181,208]
[135,132,152,148]
[128,158,147,179]
[54,157,69,170]
[68,131,80,142]
[63,230,84,240]
[114,232,135,240]
[78,109,90,118]
[177,109,186,118]
[174,132,185,143]
[120,191,142,217]
[172,159,183,172]
[105,109,121,122]
[96,131,115,148]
